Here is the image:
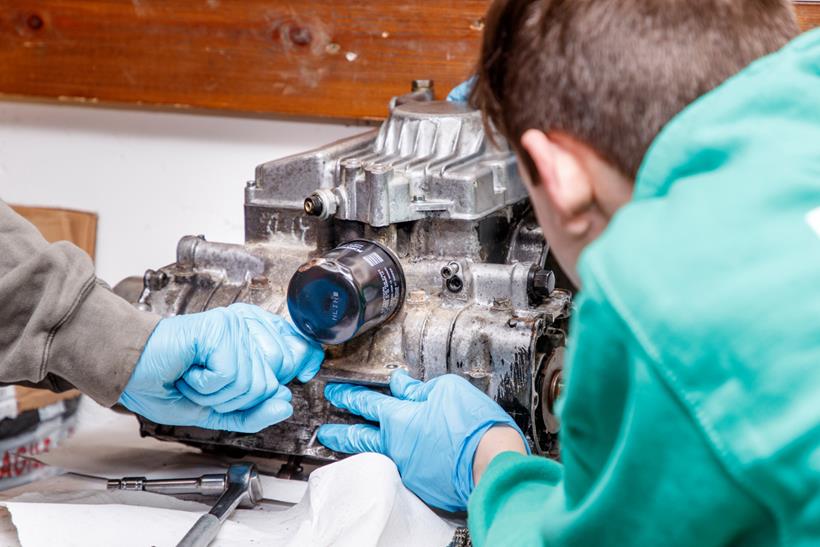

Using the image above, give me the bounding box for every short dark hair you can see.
[472,0,799,179]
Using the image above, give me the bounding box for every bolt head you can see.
[411,79,433,92]
[144,269,170,291]
[532,269,556,295]
[446,276,464,293]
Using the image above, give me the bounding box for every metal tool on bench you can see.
[107,463,263,547]
[107,471,228,496]
[177,463,263,547]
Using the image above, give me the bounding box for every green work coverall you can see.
[469,28,820,547]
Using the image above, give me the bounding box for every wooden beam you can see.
[0,2,816,121]
[0,1,487,121]
[796,1,820,30]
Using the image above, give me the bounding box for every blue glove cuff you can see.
[446,76,477,103]
[453,418,530,508]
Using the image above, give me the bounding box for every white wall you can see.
[0,101,362,285]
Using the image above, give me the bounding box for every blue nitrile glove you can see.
[119,303,324,433]
[446,76,476,103]
[176,304,324,412]
[317,371,527,512]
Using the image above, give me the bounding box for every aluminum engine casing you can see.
[123,100,571,461]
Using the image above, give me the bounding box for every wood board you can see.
[0,1,816,121]
[0,1,488,120]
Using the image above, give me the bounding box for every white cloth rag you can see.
[2,453,456,547]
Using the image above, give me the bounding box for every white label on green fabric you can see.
[807,207,820,240]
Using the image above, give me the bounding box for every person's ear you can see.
[519,129,594,234]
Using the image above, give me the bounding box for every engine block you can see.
[119,99,571,461]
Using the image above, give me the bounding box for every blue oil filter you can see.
[287,240,406,345]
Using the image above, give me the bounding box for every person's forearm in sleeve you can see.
[468,279,776,546]
[0,199,159,405]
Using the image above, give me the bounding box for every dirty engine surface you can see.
[118,97,571,464]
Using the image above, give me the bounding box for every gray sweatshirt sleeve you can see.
[0,199,160,406]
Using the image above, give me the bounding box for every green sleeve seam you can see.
[584,257,788,547]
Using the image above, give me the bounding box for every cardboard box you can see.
[7,205,98,411]
[11,205,97,260]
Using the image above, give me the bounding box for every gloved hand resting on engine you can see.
[446,77,476,103]
[317,370,528,512]
[119,303,324,433]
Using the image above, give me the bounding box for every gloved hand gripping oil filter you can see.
[287,240,406,345]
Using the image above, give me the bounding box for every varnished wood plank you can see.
[795,2,820,30]
[0,1,487,120]
[0,2,815,121]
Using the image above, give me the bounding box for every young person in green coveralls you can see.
[318,1,820,545]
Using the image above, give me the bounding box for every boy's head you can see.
[472,0,798,284]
